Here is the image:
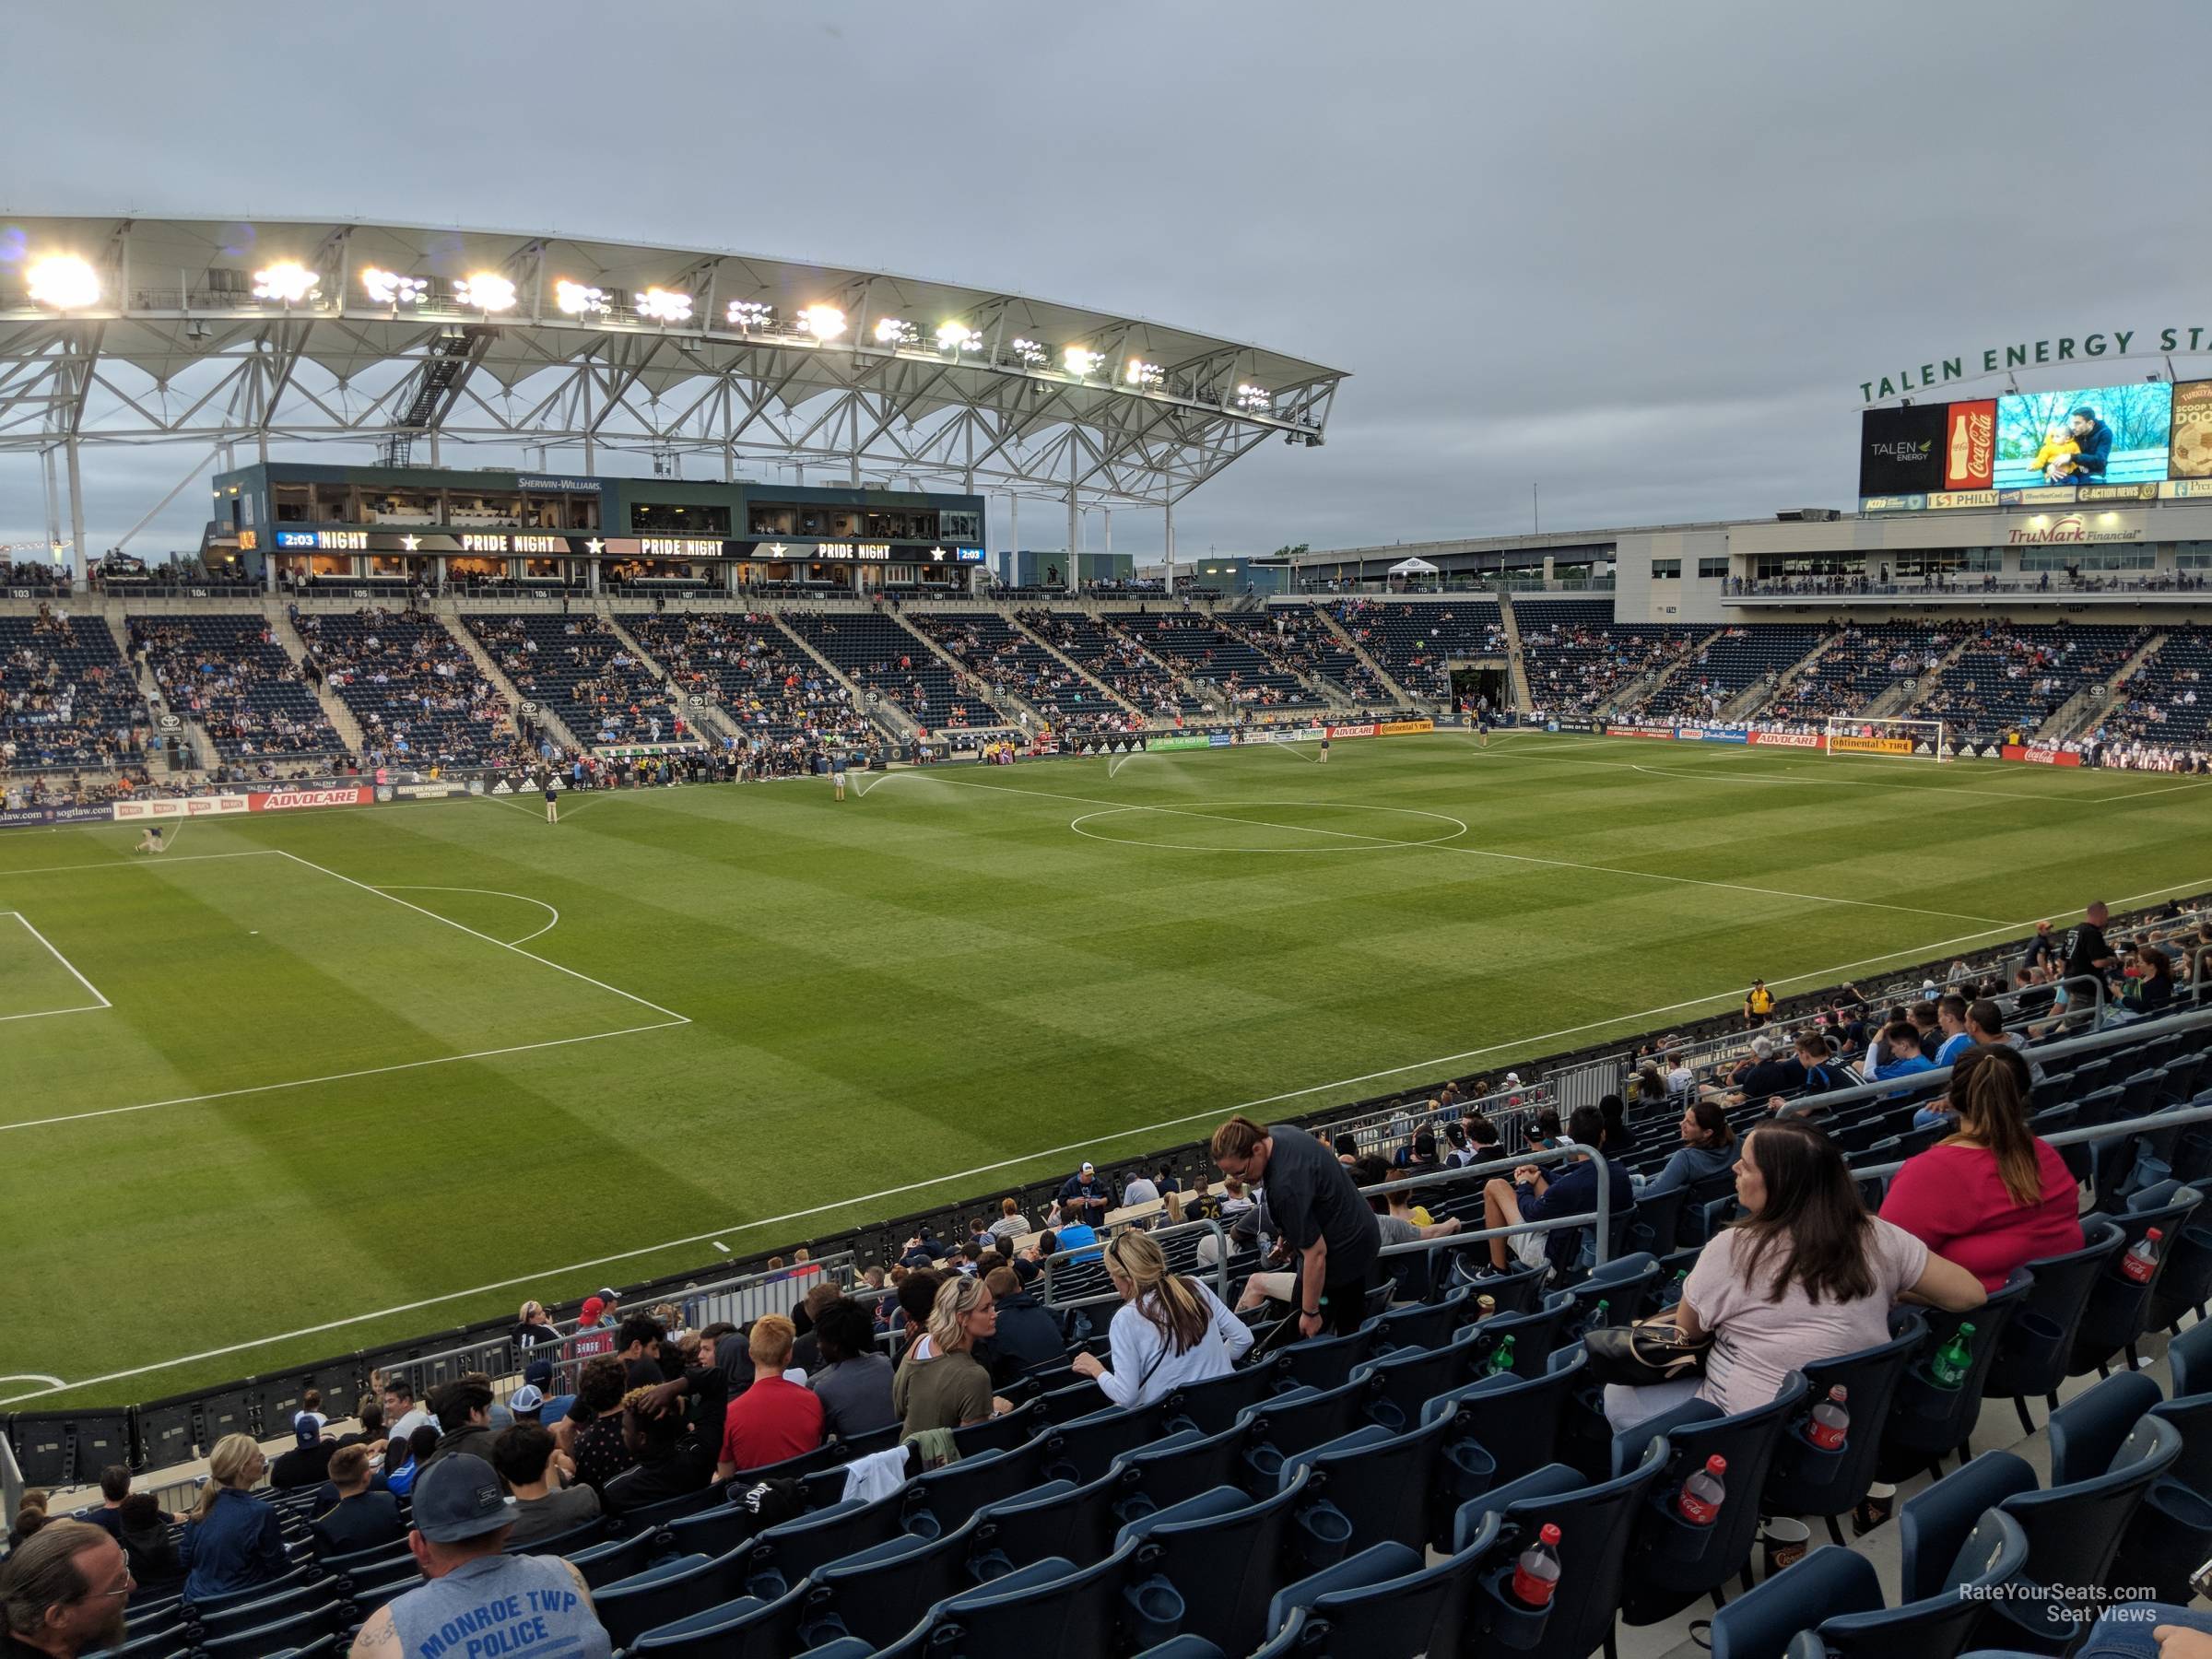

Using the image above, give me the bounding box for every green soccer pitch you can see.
[4,731,2206,1407]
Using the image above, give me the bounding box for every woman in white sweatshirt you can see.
[1070,1229,1253,1406]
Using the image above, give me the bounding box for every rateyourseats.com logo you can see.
[1961,1583,2163,1624]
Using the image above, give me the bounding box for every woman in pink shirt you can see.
[1880,1046,2082,1291]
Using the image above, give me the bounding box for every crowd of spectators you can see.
[1514,602,1696,715]
[1,608,154,774]
[900,610,1140,735]
[1916,620,2148,740]
[464,615,687,747]
[1218,608,1392,703]
[625,612,875,754]
[294,608,520,769]
[128,617,340,760]
[1017,609,1201,718]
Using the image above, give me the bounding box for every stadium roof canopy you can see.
[0,217,1346,518]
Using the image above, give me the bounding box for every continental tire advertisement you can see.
[1829,735,1914,756]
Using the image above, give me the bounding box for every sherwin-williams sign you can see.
[1860,328,2212,402]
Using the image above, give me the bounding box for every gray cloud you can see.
[3,0,2204,559]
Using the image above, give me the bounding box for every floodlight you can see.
[251,261,320,304]
[635,287,693,324]
[1125,358,1163,387]
[1235,382,1272,410]
[1064,346,1102,378]
[798,304,847,341]
[935,322,981,352]
[453,273,518,312]
[875,316,918,346]
[361,267,428,305]
[554,279,610,316]
[726,300,772,328]
[1010,337,1048,366]
[26,255,100,310]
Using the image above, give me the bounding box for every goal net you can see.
[1822,715,1952,762]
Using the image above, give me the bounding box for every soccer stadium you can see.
[6,145,2212,1659]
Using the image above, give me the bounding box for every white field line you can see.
[918,774,2010,927]
[0,850,285,878]
[375,886,560,947]
[0,1374,65,1389]
[1,911,112,1019]
[13,877,2207,1408]
[275,851,686,1024]
[0,1020,689,1135]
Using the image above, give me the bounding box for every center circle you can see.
[1068,799,1468,853]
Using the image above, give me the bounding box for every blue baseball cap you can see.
[409,1453,516,1543]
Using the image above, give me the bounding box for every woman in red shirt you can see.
[1879,1045,2082,1290]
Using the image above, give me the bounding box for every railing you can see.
[1035,1218,1233,1312]
[1728,574,2211,601]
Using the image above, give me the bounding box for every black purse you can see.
[1581,1314,1712,1388]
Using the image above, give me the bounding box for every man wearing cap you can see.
[569,1298,617,1361]
[1057,1162,1111,1229]
[345,1453,610,1659]
[1744,978,1776,1028]
[508,1384,547,1426]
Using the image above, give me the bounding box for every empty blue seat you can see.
[799,1516,992,1651]
[1370,1287,1470,1354]
[1421,1345,1589,1490]
[1986,1222,2126,1433]
[1115,1477,1311,1659]
[1159,1364,1282,1436]
[1879,1270,2030,1478]
[197,1602,349,1659]
[593,1550,746,1650]
[627,1583,814,1659]
[1283,1406,1462,1556]
[1251,1509,1505,1658]
[1352,1320,1482,1431]
[740,1489,913,1599]
[892,1537,1175,1657]
[1110,1423,1251,1516]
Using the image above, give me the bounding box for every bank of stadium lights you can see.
[25,254,100,310]
[797,303,847,342]
[635,287,693,324]
[360,267,429,306]
[554,280,611,317]
[1063,346,1103,379]
[874,317,920,347]
[726,300,773,329]
[1125,358,1164,388]
[1234,382,1272,411]
[453,273,517,312]
[1010,337,1048,366]
[935,322,982,354]
[251,262,320,304]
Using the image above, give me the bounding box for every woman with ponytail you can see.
[178,1434,289,1601]
[1070,1229,1253,1406]
[1880,1044,2082,1290]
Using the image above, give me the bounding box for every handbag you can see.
[1581,1313,1712,1388]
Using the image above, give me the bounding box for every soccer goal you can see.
[1822,715,1952,761]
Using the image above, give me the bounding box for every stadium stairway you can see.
[770,610,924,743]
[1313,608,1419,709]
[1496,594,1535,713]
[885,606,1045,729]
[1606,626,1724,718]
[1720,630,1838,725]
[1002,613,1149,722]
[2035,629,2170,745]
[1087,608,1227,721]
[1865,630,1977,720]
[596,610,749,746]
[265,607,370,756]
[436,611,588,750]
[108,612,212,767]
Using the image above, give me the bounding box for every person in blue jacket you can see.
[178,1435,290,1601]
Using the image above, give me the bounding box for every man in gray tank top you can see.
[347,1453,609,1659]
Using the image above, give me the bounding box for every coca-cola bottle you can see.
[1677,1454,1727,1525]
[2123,1228,2164,1285]
[1807,1385,1849,1452]
[1510,1522,1563,1608]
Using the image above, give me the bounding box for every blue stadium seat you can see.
[1352,1319,1483,1431]
[1763,1308,1928,1545]
[1879,1270,2030,1478]
[2167,1314,2212,1396]
[1370,1286,1470,1354]
[625,1583,815,1659]
[1451,1253,1549,1312]
[191,1584,333,1641]
[560,1528,667,1589]
[902,1437,1053,1538]
[1252,1509,1505,1658]
[891,1536,1177,1658]
[1233,1378,1376,1493]
[593,1550,746,1650]
[1283,1405,1462,1556]
[969,1466,1132,1574]
[1040,1399,1178,1485]
[1986,1221,2126,1433]
[1159,1364,1282,1436]
[738,1489,913,1600]
[1421,1345,1589,1491]
[1479,1288,1578,1379]
[2074,1190,2203,1376]
[1109,1422,1251,1516]
[1115,1476,1312,1658]
[797,1516,994,1652]
[197,1601,349,1659]
[1273,1324,1382,1393]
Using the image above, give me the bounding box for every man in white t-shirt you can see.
[382,1379,436,1443]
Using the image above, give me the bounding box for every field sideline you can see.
[5,730,2206,1408]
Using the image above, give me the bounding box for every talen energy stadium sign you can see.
[1860,327,2212,402]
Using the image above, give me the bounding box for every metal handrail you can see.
[1035,1217,1233,1312]
[1355,1142,1618,1267]
[1852,1096,2212,1185]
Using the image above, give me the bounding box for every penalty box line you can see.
[0,911,112,1023]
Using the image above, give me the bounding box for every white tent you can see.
[1388,556,1441,576]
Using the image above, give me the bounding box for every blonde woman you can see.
[892,1275,1013,1434]
[512,1300,558,1351]
[179,1433,289,1600]
[1070,1230,1253,1406]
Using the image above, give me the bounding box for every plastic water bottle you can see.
[1661,1268,1689,1309]
[1926,1323,1976,1389]
[1488,1334,1518,1376]
[1510,1522,1563,1608]
[2123,1228,2165,1285]
[1677,1455,1727,1526]
[1588,1299,1610,1331]
[1807,1385,1850,1452]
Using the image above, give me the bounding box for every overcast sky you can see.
[5,0,2206,560]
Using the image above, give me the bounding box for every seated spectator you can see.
[310,1445,405,1558]
[887,1267,945,1359]
[602,1386,713,1515]
[382,1379,435,1442]
[1057,1161,1112,1228]
[1053,1212,1102,1263]
[178,1434,289,1602]
[2124,945,2178,1016]
[567,1356,636,1496]
[344,1453,612,1659]
[1605,1119,1985,1432]
[421,1377,497,1472]
[789,1282,842,1374]
[335,1401,386,1450]
[78,1466,171,1541]
[1070,1230,1253,1406]
[1772,1030,1849,1113]
[893,1276,1012,1435]
[116,1493,182,1594]
[1121,1166,1165,1209]
[715,1315,823,1476]
[0,1520,134,1659]
[7,1495,48,1552]
[807,1299,898,1441]
[1361,1160,1462,1246]
[1599,1093,1630,1146]
[1728,1037,1803,1101]
[1881,1046,2083,1291]
[1525,1108,1567,1150]
[1636,1100,1738,1196]
[508,1384,547,1425]
[512,1300,559,1352]
[1479,1106,1633,1275]
[1932,994,1974,1067]
[1869,1019,1938,1096]
[269,1418,335,1490]
[491,1422,600,1548]
[986,1197,1028,1245]
[982,1265,1066,1386]
[615,1313,671,1390]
